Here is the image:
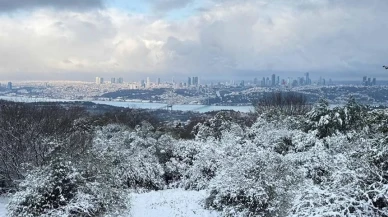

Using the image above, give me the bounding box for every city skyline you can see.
[0,1,387,81]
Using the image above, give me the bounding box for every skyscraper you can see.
[146,77,150,88]
[271,74,276,86]
[305,72,310,85]
[111,78,116,84]
[192,77,199,86]
[158,78,161,85]
[188,77,192,86]
[95,77,103,84]
[7,82,12,90]
[117,77,124,84]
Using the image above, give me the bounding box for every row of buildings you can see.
[254,72,327,87]
[362,76,377,86]
[0,82,13,90]
[95,76,201,89]
[96,77,124,84]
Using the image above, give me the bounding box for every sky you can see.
[0,0,387,81]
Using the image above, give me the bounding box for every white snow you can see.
[0,197,7,217]
[130,189,220,217]
[0,190,220,217]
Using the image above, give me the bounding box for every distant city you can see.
[0,73,385,107]
[92,73,378,89]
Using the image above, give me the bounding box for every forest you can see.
[0,92,387,217]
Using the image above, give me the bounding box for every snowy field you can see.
[0,197,7,217]
[0,190,219,217]
[130,189,220,217]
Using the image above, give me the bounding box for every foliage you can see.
[0,101,92,189]
[3,96,388,217]
[206,149,302,217]
[306,96,369,138]
[7,159,130,217]
[253,91,312,116]
[92,123,165,191]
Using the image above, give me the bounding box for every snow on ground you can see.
[130,189,220,217]
[0,197,7,217]
[0,190,220,217]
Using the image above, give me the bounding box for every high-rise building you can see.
[188,77,192,86]
[372,78,376,85]
[111,78,116,84]
[117,77,124,84]
[95,77,103,84]
[305,72,310,85]
[192,77,199,86]
[141,80,145,88]
[298,77,304,86]
[271,74,276,86]
[7,82,12,90]
[146,77,150,88]
[158,78,161,85]
[253,77,258,85]
[363,76,367,85]
[261,77,266,86]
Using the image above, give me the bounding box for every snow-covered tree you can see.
[7,158,130,217]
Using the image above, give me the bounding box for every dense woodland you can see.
[0,92,387,216]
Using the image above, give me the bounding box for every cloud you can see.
[147,0,194,12]
[0,0,103,12]
[0,0,388,81]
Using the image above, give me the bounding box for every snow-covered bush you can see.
[291,134,388,217]
[206,149,302,217]
[172,122,245,190]
[7,159,130,217]
[193,111,245,141]
[93,123,165,191]
[306,97,368,138]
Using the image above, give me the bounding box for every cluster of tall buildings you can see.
[187,76,199,87]
[95,77,123,85]
[362,76,376,86]
[255,72,315,87]
[0,82,13,90]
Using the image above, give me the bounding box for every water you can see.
[0,96,254,113]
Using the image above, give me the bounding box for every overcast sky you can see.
[0,0,387,81]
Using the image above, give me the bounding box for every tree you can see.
[253,92,312,116]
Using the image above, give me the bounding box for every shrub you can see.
[206,150,302,217]
[7,159,130,217]
[92,124,165,191]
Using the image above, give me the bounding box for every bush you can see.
[306,97,368,138]
[7,159,130,217]
[92,123,165,191]
[206,150,302,217]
